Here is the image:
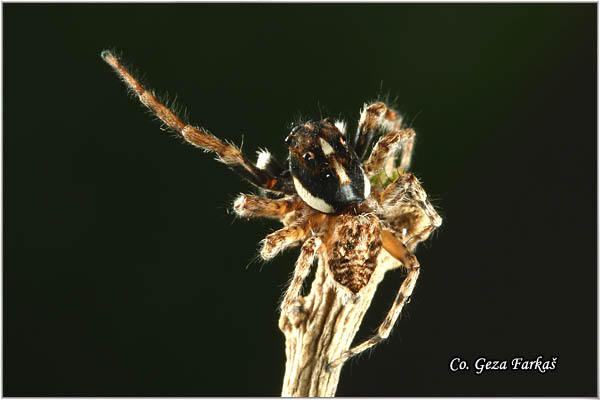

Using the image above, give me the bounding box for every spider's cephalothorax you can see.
[102,50,442,371]
[285,118,370,214]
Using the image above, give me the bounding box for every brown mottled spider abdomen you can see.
[327,214,382,295]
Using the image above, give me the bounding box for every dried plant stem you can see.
[279,250,403,397]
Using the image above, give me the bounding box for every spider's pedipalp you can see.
[101,50,294,195]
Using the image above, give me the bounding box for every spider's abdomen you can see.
[286,119,371,214]
[327,214,382,294]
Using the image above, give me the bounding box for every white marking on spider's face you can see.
[293,176,334,213]
[319,138,335,156]
[334,120,347,135]
[332,159,351,185]
[256,149,272,170]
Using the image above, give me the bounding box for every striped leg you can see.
[380,173,442,230]
[354,102,405,161]
[364,127,416,176]
[401,174,443,249]
[101,50,293,194]
[354,102,387,160]
[397,128,416,172]
[260,220,310,260]
[280,236,321,311]
[327,266,420,371]
[233,194,301,220]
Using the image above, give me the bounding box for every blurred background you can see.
[4,3,596,396]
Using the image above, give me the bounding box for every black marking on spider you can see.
[286,118,370,214]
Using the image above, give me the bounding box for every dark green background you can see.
[4,3,596,396]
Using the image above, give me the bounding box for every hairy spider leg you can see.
[364,127,416,176]
[380,230,419,268]
[396,128,416,172]
[380,173,442,247]
[380,173,442,223]
[354,102,387,160]
[101,50,293,194]
[355,101,416,176]
[353,102,403,160]
[325,175,441,370]
[260,218,313,260]
[327,266,420,371]
[280,236,322,312]
[401,175,442,249]
[234,194,301,220]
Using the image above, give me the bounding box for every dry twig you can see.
[280,249,415,397]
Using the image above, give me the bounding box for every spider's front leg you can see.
[101,51,294,194]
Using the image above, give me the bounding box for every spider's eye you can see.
[303,152,315,161]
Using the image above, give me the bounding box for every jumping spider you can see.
[102,50,442,370]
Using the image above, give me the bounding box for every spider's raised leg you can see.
[102,51,293,194]
[280,236,321,312]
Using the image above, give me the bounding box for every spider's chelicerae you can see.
[102,50,442,370]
